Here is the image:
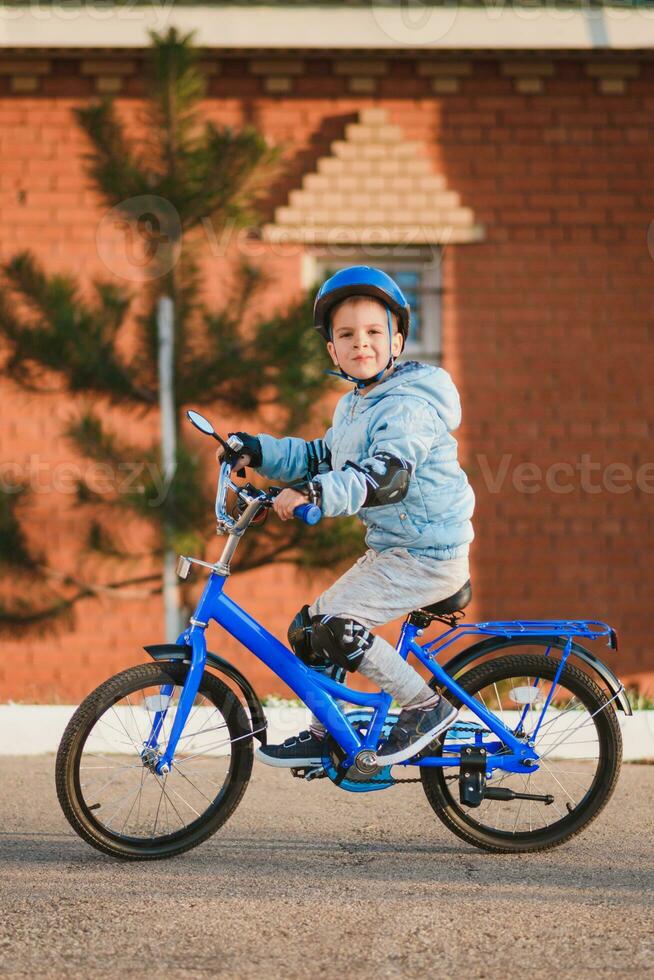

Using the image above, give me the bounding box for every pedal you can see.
[290,765,326,781]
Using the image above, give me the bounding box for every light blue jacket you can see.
[256,360,475,559]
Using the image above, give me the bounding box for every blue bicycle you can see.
[56,411,630,859]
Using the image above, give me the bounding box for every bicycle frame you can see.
[149,567,618,780]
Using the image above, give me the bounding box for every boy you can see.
[227,266,474,768]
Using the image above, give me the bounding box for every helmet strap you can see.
[326,306,396,390]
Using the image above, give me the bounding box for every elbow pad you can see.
[343,452,412,507]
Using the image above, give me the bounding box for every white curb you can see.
[0,704,653,760]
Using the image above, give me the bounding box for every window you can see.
[303,249,442,362]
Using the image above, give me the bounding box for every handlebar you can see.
[185,414,322,536]
[179,409,326,579]
[215,458,322,536]
[292,502,322,526]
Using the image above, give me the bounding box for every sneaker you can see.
[255,729,326,768]
[375,696,459,766]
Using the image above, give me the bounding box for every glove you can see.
[229,432,262,468]
[216,432,263,476]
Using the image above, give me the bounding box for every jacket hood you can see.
[354,360,462,432]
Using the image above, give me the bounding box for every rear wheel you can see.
[56,662,253,860]
[421,653,622,853]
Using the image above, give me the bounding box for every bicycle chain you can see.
[374,774,423,784]
[288,723,490,786]
[346,723,486,786]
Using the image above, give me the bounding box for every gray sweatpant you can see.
[307,546,470,735]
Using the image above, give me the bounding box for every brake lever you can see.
[220,434,249,478]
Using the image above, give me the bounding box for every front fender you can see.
[143,643,268,744]
[436,634,632,715]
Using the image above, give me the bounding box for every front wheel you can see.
[422,653,622,853]
[56,662,253,860]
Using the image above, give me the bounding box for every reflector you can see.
[508,686,544,705]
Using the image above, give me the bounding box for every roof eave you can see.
[2,5,654,50]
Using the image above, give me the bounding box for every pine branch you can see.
[0,569,164,637]
[146,27,205,193]
[176,261,267,410]
[0,26,353,632]
[87,519,136,559]
[0,488,40,570]
[0,595,77,636]
[250,291,334,431]
[226,506,365,576]
[74,100,151,207]
[180,122,279,230]
[65,410,126,465]
[232,520,306,573]
[0,252,155,404]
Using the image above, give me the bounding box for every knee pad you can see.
[309,615,374,673]
[288,604,330,668]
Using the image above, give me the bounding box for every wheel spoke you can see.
[539,691,619,760]
[104,783,148,831]
[171,762,215,805]
[81,766,139,796]
[492,682,506,725]
[61,668,249,853]
[151,774,166,838]
[511,795,524,834]
[529,696,581,740]
[537,758,582,804]
[121,768,146,835]
[109,706,142,754]
[165,781,203,819]
[425,651,620,848]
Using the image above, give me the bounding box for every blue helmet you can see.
[313,266,410,343]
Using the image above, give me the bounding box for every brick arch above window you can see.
[262,107,485,249]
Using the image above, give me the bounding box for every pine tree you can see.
[0,28,364,634]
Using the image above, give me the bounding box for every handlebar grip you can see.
[293,503,322,525]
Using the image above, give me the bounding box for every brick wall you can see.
[1,53,653,701]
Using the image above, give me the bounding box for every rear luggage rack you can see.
[472,620,613,642]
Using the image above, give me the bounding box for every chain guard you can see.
[321,715,496,792]
[321,710,397,793]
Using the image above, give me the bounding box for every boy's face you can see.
[327,298,404,382]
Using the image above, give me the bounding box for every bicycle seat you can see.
[417,579,472,617]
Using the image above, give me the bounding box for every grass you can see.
[625,687,654,710]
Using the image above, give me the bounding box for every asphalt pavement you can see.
[0,757,652,979]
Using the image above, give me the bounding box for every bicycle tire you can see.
[421,652,622,853]
[56,662,253,860]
